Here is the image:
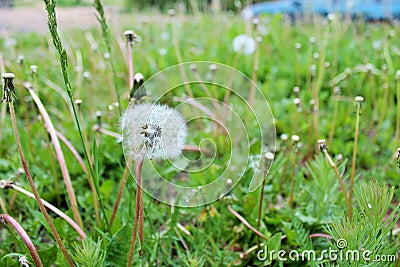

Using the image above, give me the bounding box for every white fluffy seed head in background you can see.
[121,103,187,160]
[232,34,256,55]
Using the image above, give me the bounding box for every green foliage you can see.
[71,238,106,267]
[328,181,399,266]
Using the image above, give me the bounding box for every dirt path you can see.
[0,4,101,34]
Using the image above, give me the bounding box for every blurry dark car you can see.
[242,0,400,20]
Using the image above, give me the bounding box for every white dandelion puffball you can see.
[233,34,256,55]
[121,103,187,161]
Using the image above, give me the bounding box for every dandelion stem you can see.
[349,100,362,216]
[127,158,144,267]
[8,100,74,267]
[110,156,132,226]
[5,182,87,239]
[24,83,83,228]
[56,130,100,226]
[0,214,43,267]
[288,148,297,208]
[93,0,122,114]
[396,79,400,142]
[328,90,339,146]
[228,205,267,241]
[321,145,351,218]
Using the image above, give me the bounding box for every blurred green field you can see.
[0,4,399,266]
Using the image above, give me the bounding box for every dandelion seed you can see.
[233,34,256,55]
[18,255,30,267]
[295,42,302,50]
[334,86,341,95]
[30,65,38,74]
[355,96,364,102]
[291,135,300,142]
[83,71,91,80]
[124,30,141,45]
[158,48,167,55]
[2,73,16,103]
[264,152,274,160]
[122,103,187,160]
[16,55,25,65]
[168,9,176,16]
[280,133,289,141]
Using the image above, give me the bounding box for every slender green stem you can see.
[396,79,400,141]
[288,148,297,208]
[349,100,362,214]
[43,0,110,232]
[94,0,122,114]
[328,90,339,147]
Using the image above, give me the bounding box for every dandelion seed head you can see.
[355,96,364,102]
[280,133,289,141]
[17,55,25,64]
[291,135,300,142]
[122,103,187,160]
[18,255,29,267]
[233,34,256,55]
[264,152,274,160]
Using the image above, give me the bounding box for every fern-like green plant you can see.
[72,238,106,267]
[327,181,399,267]
[298,155,346,224]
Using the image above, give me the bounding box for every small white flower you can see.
[121,103,187,160]
[233,34,256,55]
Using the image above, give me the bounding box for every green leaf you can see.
[37,246,58,266]
[267,232,282,260]
[106,223,133,267]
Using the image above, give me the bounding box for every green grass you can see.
[0,7,399,267]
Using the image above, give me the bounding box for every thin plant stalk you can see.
[93,0,122,114]
[0,53,6,146]
[43,0,110,232]
[320,143,351,218]
[349,98,362,212]
[171,15,193,98]
[127,158,144,267]
[6,89,74,266]
[56,130,101,226]
[288,148,297,208]
[109,164,130,226]
[0,214,43,267]
[24,83,83,228]
[328,89,340,146]
[396,78,400,141]
[2,181,86,239]
[228,205,267,241]
[249,41,260,107]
